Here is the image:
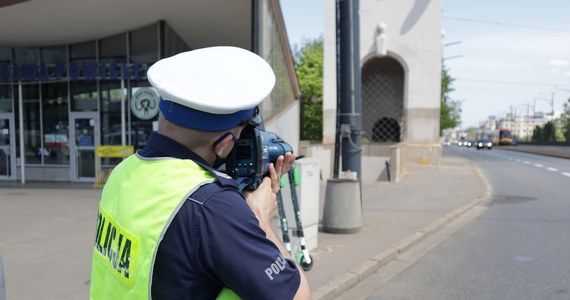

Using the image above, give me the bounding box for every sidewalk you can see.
[0,148,490,300]
[307,148,491,299]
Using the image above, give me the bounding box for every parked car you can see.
[476,139,493,150]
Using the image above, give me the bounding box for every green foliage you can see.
[562,119,570,142]
[296,36,324,141]
[440,65,461,135]
[532,121,556,142]
[532,125,544,141]
[563,99,570,142]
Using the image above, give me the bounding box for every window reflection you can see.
[165,23,190,57]
[41,46,67,79]
[0,84,12,112]
[42,82,69,165]
[71,81,98,111]
[100,81,124,146]
[14,83,41,164]
[131,24,158,63]
[1,20,175,173]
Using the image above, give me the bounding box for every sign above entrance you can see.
[0,63,148,82]
[131,87,160,120]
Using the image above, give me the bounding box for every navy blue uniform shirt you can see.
[139,132,300,299]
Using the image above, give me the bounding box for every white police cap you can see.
[147,46,275,131]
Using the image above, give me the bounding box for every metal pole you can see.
[324,0,363,235]
[333,0,341,178]
[527,103,530,142]
[533,100,536,141]
[18,81,25,184]
[338,0,361,180]
[121,77,126,146]
[550,92,556,142]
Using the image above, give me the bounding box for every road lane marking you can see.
[563,172,570,177]
[546,167,558,172]
[516,159,521,162]
[533,163,543,168]
[524,161,531,164]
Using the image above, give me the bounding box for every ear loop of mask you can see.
[212,132,239,168]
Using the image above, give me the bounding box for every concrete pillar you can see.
[322,178,362,233]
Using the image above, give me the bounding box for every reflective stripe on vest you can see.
[90,154,215,299]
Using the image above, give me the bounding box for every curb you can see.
[311,163,493,300]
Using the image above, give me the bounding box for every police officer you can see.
[89,46,310,299]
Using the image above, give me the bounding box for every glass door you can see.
[69,112,99,182]
[0,114,15,180]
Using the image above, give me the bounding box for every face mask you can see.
[212,132,238,169]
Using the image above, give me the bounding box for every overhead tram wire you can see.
[455,78,557,87]
[443,16,570,33]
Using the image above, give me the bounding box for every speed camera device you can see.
[226,115,293,191]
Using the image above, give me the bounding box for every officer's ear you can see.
[213,132,238,157]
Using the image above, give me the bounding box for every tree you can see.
[440,65,461,135]
[295,36,323,141]
[532,125,544,142]
[533,121,556,142]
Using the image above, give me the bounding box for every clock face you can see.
[131,87,159,120]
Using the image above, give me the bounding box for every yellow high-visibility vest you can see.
[89,154,225,299]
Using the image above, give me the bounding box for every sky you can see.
[280,0,570,129]
[280,0,325,49]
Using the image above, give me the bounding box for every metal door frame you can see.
[0,113,16,180]
[69,112,100,182]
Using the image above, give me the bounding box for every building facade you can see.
[0,0,300,183]
[311,0,443,181]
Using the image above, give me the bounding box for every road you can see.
[338,146,570,299]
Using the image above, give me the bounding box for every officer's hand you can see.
[271,152,296,193]
[243,177,277,228]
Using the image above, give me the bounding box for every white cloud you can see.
[549,59,569,67]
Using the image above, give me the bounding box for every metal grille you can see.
[361,56,405,142]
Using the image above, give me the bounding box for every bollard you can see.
[322,178,362,234]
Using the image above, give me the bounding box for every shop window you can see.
[0,84,11,112]
[164,23,190,58]
[71,81,98,111]
[41,46,67,64]
[0,47,10,84]
[14,83,41,164]
[41,46,67,78]
[14,47,39,64]
[130,24,158,64]
[100,81,124,144]
[70,41,96,63]
[100,33,127,63]
[42,82,69,165]
[0,47,10,63]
